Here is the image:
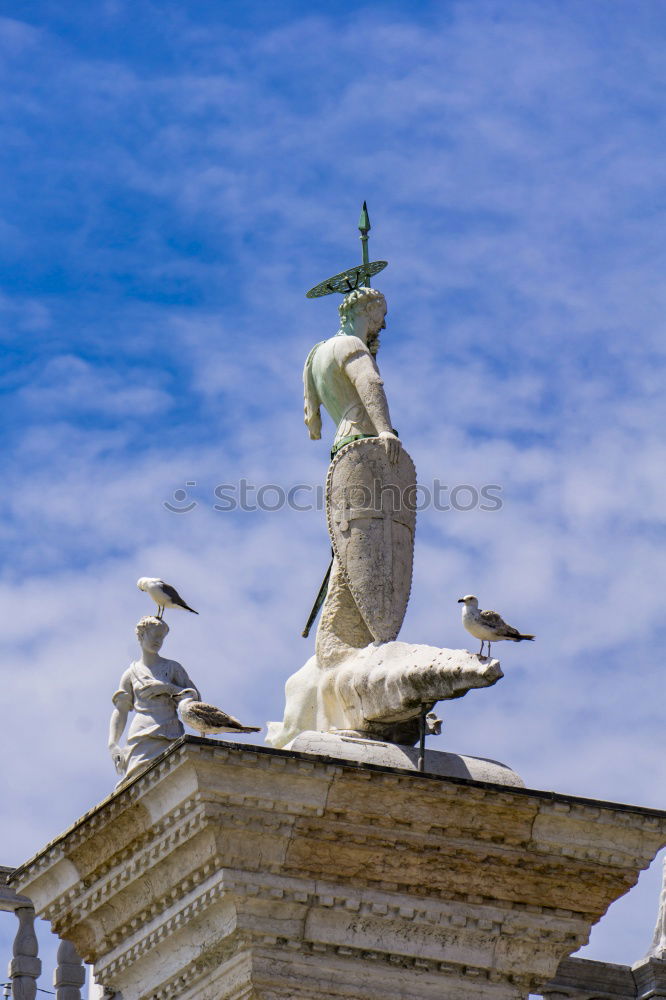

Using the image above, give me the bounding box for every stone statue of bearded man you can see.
[265,285,502,750]
[303,286,401,464]
[302,286,411,669]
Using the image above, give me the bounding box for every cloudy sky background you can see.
[2,0,666,988]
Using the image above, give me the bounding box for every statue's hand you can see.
[109,743,127,776]
[378,430,401,464]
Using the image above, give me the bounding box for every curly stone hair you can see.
[135,615,169,641]
[338,286,386,333]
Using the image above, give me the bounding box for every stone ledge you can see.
[542,954,666,999]
[0,865,32,912]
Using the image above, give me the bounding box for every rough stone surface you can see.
[9,738,666,1000]
[285,731,525,787]
[266,644,502,748]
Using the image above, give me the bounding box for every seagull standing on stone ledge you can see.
[178,695,261,739]
[458,595,534,657]
[137,577,199,619]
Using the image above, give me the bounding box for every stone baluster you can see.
[53,940,85,1000]
[9,905,41,1000]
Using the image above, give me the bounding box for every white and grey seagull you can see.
[178,695,261,739]
[458,595,534,657]
[137,577,199,619]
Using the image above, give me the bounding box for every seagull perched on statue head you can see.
[458,595,534,657]
[137,577,199,619]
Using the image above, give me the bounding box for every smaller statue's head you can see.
[135,615,169,653]
[339,287,387,355]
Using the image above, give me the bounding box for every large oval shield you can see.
[326,438,417,642]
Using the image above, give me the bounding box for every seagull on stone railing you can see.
[178,694,261,739]
[458,595,534,657]
[137,577,199,619]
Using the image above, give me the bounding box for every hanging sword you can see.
[301,553,333,638]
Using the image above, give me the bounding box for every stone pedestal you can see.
[286,730,526,786]
[9,737,666,1000]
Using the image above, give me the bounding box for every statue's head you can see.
[338,287,387,355]
[135,615,169,652]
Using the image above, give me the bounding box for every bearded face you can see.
[364,299,387,355]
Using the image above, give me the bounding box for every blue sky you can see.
[2,0,666,989]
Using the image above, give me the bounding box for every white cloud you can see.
[13,355,171,418]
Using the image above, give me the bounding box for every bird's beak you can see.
[457,598,464,603]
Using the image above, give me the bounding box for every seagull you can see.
[458,595,534,657]
[137,577,199,619]
[178,696,261,739]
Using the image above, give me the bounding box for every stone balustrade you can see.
[1,867,84,1000]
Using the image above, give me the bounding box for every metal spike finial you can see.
[305,201,387,298]
[358,201,371,237]
[358,201,371,285]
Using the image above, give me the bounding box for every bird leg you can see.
[157,606,163,620]
[479,640,485,657]
[487,643,492,657]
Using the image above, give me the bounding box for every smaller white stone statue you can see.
[109,616,200,784]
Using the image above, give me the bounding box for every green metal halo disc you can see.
[306,260,388,298]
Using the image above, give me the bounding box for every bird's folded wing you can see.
[161,582,184,603]
[479,610,505,629]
